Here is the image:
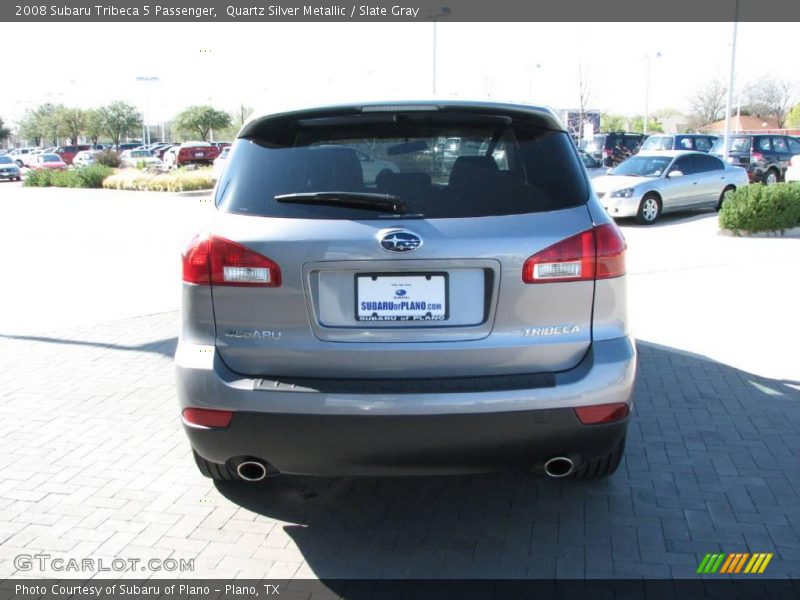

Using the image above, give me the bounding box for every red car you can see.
[163,142,220,168]
[28,154,68,170]
[54,144,91,165]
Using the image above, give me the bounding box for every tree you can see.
[19,103,63,146]
[173,106,232,141]
[601,113,627,132]
[57,107,86,145]
[742,77,796,128]
[688,78,727,126]
[101,101,141,146]
[0,117,10,145]
[84,108,106,145]
[787,103,800,129]
[630,116,663,134]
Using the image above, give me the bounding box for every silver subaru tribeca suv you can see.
[176,101,636,481]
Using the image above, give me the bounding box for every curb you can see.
[719,226,800,238]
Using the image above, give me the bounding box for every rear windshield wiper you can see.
[274,191,405,213]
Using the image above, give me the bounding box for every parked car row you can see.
[1,140,230,169]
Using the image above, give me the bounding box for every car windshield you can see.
[217,112,589,220]
[611,155,672,177]
[41,154,61,162]
[131,151,152,157]
[641,136,674,151]
[0,156,12,164]
[711,136,751,153]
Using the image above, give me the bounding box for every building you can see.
[698,115,799,136]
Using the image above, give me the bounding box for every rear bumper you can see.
[176,336,636,475]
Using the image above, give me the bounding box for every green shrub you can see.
[23,165,113,188]
[719,183,800,233]
[23,168,54,187]
[95,149,121,168]
[103,167,214,192]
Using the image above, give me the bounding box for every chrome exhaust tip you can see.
[236,460,268,482]
[544,456,575,478]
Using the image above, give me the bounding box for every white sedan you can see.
[592,150,749,224]
[72,151,99,167]
[120,149,163,169]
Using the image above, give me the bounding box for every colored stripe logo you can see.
[697,553,773,574]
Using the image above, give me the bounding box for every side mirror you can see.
[668,170,684,178]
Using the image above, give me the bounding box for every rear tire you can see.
[570,436,626,479]
[193,450,237,480]
[635,194,661,225]
[764,169,779,186]
[717,185,735,211]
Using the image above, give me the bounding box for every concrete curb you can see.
[719,226,800,238]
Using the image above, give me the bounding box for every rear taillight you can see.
[574,403,629,425]
[751,151,763,162]
[522,224,626,284]
[182,235,281,287]
[603,148,613,157]
[182,407,234,429]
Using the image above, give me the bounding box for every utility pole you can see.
[722,1,739,162]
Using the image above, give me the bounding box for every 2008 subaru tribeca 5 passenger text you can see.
[176,101,636,481]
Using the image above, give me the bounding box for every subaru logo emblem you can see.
[395,289,407,297]
[379,230,422,253]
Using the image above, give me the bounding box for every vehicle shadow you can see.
[0,333,177,359]
[616,209,719,229]
[214,340,800,583]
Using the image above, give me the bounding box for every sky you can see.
[1,21,798,128]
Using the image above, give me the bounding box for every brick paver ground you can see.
[1,312,799,580]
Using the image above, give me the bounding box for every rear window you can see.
[711,136,751,154]
[641,136,674,151]
[216,113,589,220]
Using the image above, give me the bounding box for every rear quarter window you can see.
[216,112,589,220]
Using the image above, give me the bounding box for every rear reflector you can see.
[182,235,281,287]
[522,224,625,283]
[182,407,234,429]
[575,403,629,425]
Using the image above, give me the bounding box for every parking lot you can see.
[1,184,799,580]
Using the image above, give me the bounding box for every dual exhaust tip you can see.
[543,456,575,478]
[235,459,277,481]
[235,457,575,481]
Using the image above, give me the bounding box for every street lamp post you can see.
[136,76,159,146]
[722,0,740,164]
[431,6,451,96]
[644,51,661,135]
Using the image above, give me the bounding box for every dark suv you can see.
[584,133,645,167]
[640,134,717,153]
[711,134,800,185]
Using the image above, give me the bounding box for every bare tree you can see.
[689,78,727,126]
[577,64,592,139]
[742,77,796,128]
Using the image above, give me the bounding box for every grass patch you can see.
[24,165,114,188]
[719,183,800,234]
[102,168,214,192]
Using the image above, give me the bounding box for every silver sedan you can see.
[591,150,749,224]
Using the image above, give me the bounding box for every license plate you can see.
[194,152,204,157]
[356,273,448,322]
